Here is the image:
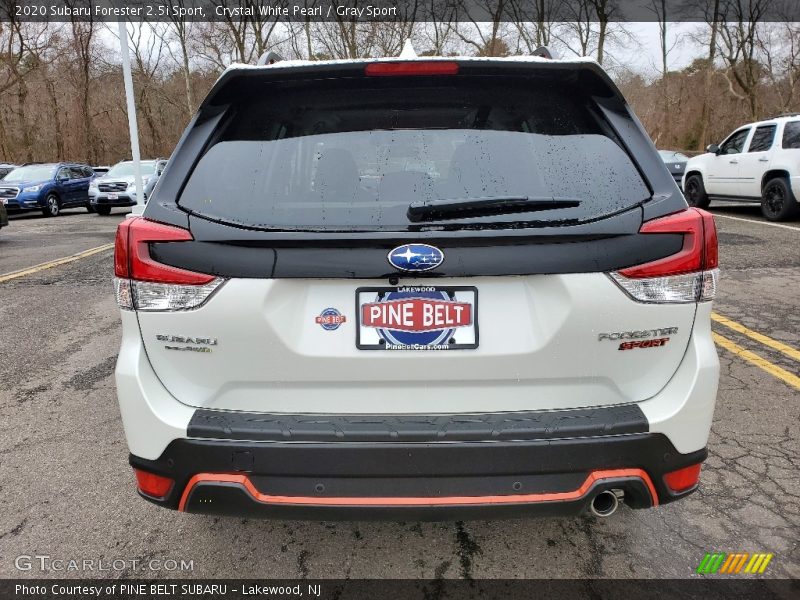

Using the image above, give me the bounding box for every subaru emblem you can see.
[387,244,444,272]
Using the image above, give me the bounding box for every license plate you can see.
[108,193,118,200]
[356,286,478,350]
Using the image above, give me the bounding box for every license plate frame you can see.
[355,286,479,351]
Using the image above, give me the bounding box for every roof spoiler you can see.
[202,57,624,111]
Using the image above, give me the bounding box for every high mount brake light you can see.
[114,218,224,311]
[365,61,459,76]
[610,208,719,303]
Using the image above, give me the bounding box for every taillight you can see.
[610,208,719,303]
[114,217,224,311]
[133,468,174,499]
[663,463,702,493]
[365,61,459,76]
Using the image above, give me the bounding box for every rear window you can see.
[783,121,800,149]
[107,161,157,179]
[180,77,650,231]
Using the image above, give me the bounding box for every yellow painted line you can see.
[713,332,800,391]
[0,243,114,283]
[712,312,800,363]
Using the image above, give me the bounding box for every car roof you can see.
[13,162,91,170]
[742,115,800,128]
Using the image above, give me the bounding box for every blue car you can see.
[0,163,95,217]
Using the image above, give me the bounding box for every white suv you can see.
[683,115,800,221]
[113,55,720,520]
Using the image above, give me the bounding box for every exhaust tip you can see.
[590,490,621,518]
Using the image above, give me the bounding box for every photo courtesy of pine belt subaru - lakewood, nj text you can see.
[113,54,720,520]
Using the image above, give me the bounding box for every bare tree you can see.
[648,0,676,145]
[314,1,412,60]
[716,0,770,119]
[162,0,196,117]
[66,9,97,163]
[696,0,722,149]
[31,24,67,159]
[507,0,563,52]
[124,23,169,155]
[326,1,377,59]
[417,0,458,55]
[586,0,622,65]
[454,0,509,56]
[757,20,800,114]
[0,7,796,165]
[283,2,318,60]
[372,1,419,57]
[0,11,49,161]
[557,0,596,58]
[194,0,288,66]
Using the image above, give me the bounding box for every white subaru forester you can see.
[114,55,720,520]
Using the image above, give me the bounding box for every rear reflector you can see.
[610,208,719,303]
[663,463,702,493]
[365,61,459,76]
[133,468,174,499]
[114,218,225,312]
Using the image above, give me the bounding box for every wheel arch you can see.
[761,169,791,191]
[44,187,62,204]
[684,170,704,185]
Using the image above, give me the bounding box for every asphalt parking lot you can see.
[0,204,797,580]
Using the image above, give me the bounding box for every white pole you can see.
[118,21,145,212]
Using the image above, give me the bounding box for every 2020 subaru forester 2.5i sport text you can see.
[114,56,720,520]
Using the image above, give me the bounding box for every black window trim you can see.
[782,120,800,149]
[720,127,751,155]
[747,124,777,153]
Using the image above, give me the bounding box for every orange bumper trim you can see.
[178,468,658,512]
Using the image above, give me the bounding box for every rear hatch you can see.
[131,59,701,413]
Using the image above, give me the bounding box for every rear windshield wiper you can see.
[407,196,581,222]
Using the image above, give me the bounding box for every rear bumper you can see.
[130,433,705,520]
[116,302,719,520]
